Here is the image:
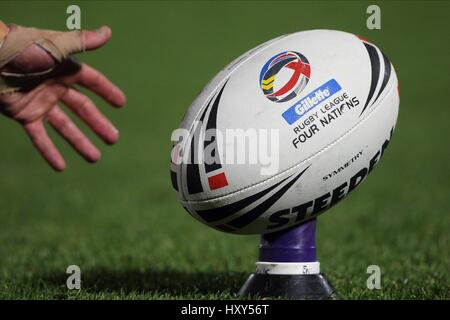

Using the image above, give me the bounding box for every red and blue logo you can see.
[260,51,311,103]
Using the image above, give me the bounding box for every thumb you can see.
[82,26,112,51]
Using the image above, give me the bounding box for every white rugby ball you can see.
[171,29,399,235]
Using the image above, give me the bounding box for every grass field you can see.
[0,1,448,299]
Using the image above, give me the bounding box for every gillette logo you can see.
[282,79,342,125]
[295,89,330,115]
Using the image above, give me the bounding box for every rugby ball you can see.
[170,29,399,235]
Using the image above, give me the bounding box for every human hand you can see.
[0,24,126,171]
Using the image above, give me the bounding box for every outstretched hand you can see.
[0,25,126,171]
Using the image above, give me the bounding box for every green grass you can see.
[0,1,449,299]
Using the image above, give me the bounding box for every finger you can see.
[47,106,101,163]
[82,26,112,51]
[63,63,126,108]
[23,121,66,172]
[7,26,111,73]
[61,88,119,145]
